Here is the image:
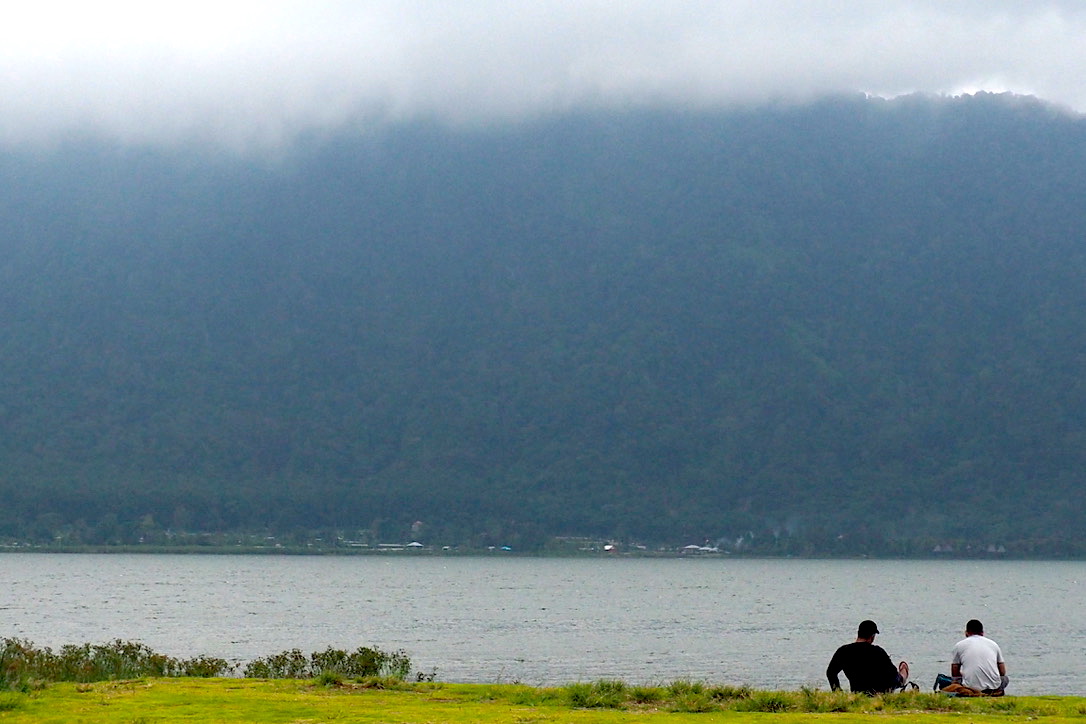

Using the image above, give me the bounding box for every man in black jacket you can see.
[826,620,908,694]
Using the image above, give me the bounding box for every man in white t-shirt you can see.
[951,619,1008,693]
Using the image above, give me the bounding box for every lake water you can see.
[1,554,1082,694]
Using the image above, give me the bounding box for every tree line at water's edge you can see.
[2,92,1086,555]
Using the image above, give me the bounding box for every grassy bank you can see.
[1,679,1085,723]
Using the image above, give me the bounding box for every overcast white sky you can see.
[2,0,1083,151]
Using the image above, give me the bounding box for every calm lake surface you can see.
[1,554,1082,694]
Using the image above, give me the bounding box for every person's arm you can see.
[998,662,1006,676]
[950,643,963,682]
[826,651,843,691]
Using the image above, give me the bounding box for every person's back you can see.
[826,620,905,694]
[951,620,1006,693]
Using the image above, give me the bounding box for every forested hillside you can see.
[2,92,1085,554]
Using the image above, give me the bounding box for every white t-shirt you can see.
[952,634,1005,691]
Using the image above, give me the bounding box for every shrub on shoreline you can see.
[0,638,412,690]
[242,645,411,680]
[0,638,232,688]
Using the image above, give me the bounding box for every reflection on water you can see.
[2,554,1082,694]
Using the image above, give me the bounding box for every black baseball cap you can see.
[858,620,880,637]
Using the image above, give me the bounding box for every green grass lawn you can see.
[1,679,1084,723]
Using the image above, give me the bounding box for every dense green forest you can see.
[2,92,1085,554]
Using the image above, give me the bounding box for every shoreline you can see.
[1,544,1083,561]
